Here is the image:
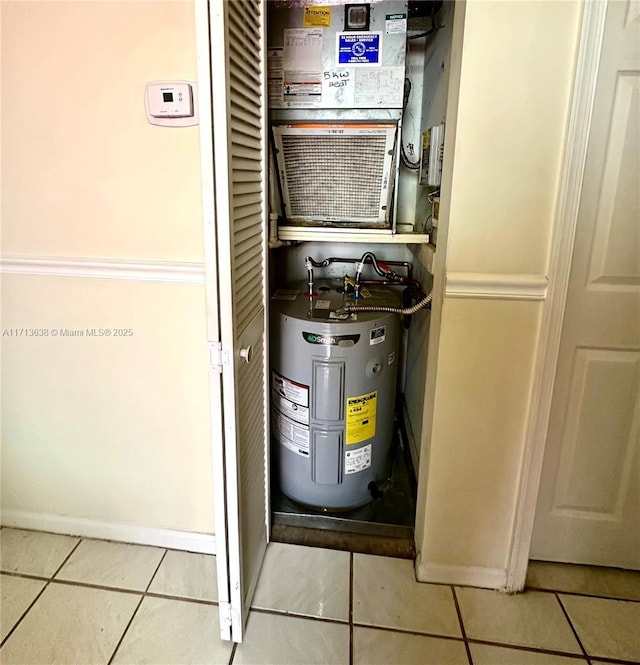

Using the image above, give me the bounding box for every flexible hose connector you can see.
[304,256,315,295]
[339,290,433,316]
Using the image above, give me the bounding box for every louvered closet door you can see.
[208,0,268,642]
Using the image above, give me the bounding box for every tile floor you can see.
[1,527,639,664]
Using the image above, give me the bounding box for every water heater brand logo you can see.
[302,332,360,346]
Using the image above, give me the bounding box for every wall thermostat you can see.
[145,81,198,127]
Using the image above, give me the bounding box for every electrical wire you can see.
[408,23,442,40]
[408,4,443,40]
[402,2,446,169]
[401,144,421,171]
[401,77,421,171]
[339,289,433,316]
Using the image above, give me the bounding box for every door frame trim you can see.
[505,0,608,592]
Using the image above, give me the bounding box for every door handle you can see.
[239,346,252,364]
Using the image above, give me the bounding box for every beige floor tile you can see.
[470,643,587,664]
[560,593,640,661]
[251,542,350,620]
[0,574,46,641]
[0,582,139,664]
[55,539,164,590]
[353,554,461,636]
[354,626,468,665]
[111,596,232,665]
[147,549,218,601]
[455,587,581,654]
[0,528,79,577]
[233,611,349,665]
[527,561,640,601]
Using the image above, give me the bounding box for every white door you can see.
[196,0,269,642]
[531,0,640,569]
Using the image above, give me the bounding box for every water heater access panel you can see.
[267,1,408,110]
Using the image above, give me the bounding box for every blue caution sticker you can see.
[337,32,381,66]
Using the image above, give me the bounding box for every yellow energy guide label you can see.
[346,391,377,444]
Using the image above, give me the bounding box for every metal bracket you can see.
[209,341,230,373]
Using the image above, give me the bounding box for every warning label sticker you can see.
[345,443,372,475]
[267,47,284,106]
[284,77,322,102]
[346,391,377,444]
[272,370,309,408]
[385,13,407,34]
[271,388,309,426]
[303,5,331,27]
[271,407,309,457]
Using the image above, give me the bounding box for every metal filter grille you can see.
[280,134,390,222]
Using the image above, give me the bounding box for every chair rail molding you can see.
[445,272,548,301]
[0,255,206,284]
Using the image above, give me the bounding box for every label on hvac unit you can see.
[345,443,372,474]
[303,5,331,28]
[271,406,309,457]
[284,76,322,103]
[354,67,404,107]
[271,388,309,426]
[385,13,407,34]
[370,325,386,345]
[272,370,309,407]
[336,32,381,67]
[284,29,323,70]
[283,29,323,106]
[267,48,284,106]
[314,300,331,310]
[345,391,377,444]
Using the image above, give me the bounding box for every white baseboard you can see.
[415,556,507,589]
[1,510,216,555]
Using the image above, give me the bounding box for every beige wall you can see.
[445,0,583,275]
[2,0,204,262]
[1,276,212,532]
[421,298,542,569]
[1,2,213,537]
[416,0,582,580]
